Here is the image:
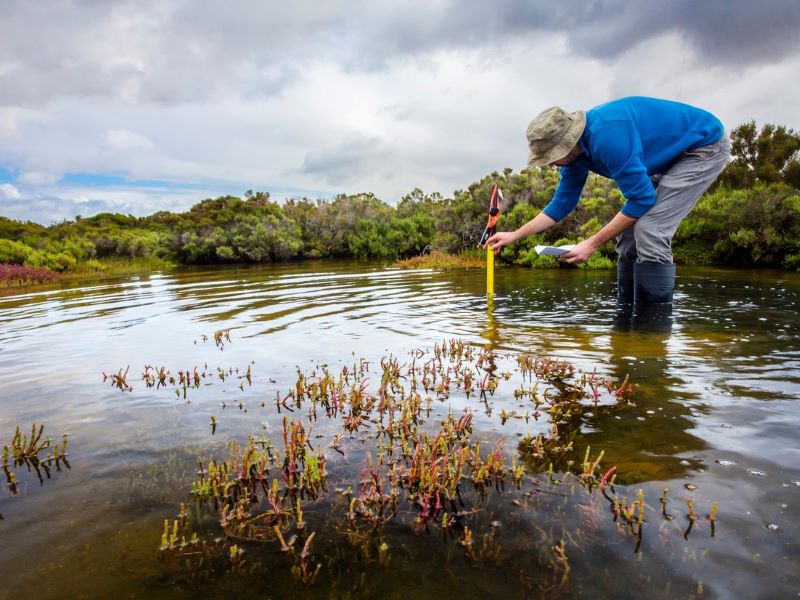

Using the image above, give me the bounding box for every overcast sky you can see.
[1,0,799,224]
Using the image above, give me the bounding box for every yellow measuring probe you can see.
[479,185,503,297]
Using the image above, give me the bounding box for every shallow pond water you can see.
[0,261,798,599]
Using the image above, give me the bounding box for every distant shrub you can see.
[84,259,106,272]
[24,250,78,272]
[675,184,800,268]
[516,247,560,269]
[61,237,96,261]
[215,245,236,261]
[0,239,33,264]
[394,251,485,270]
[579,254,615,269]
[0,263,59,286]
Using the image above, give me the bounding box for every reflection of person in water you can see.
[585,319,707,482]
[486,97,729,309]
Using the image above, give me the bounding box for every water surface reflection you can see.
[0,261,798,598]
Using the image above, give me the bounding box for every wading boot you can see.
[613,257,635,330]
[616,257,635,305]
[632,261,675,332]
[633,261,676,305]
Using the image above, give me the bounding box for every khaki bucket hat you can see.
[526,106,586,167]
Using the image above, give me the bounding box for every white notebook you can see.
[534,244,575,256]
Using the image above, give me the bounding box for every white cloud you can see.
[0,183,220,225]
[17,171,60,186]
[0,183,21,200]
[106,129,154,150]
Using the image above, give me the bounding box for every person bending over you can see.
[485,96,730,304]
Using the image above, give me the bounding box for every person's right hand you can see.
[484,231,518,254]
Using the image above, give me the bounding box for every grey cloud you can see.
[240,64,302,101]
[0,62,142,106]
[557,0,800,65]
[0,0,322,107]
[3,0,798,109]
[347,0,800,67]
[300,135,392,186]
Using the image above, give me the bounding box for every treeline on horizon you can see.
[1,120,800,280]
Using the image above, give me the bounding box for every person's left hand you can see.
[561,238,600,264]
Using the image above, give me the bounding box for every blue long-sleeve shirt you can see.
[542,97,724,221]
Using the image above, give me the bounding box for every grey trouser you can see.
[616,135,731,263]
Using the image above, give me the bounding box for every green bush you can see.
[516,247,560,269]
[84,259,106,272]
[61,237,96,260]
[25,250,77,272]
[215,245,236,261]
[579,254,615,270]
[348,219,393,260]
[675,184,800,267]
[0,239,33,264]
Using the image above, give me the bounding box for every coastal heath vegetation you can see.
[0,121,798,286]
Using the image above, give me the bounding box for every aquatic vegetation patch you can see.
[104,330,250,400]
[1,424,71,519]
[394,251,486,270]
[104,338,719,594]
[0,263,60,287]
[196,329,232,349]
[104,361,253,400]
